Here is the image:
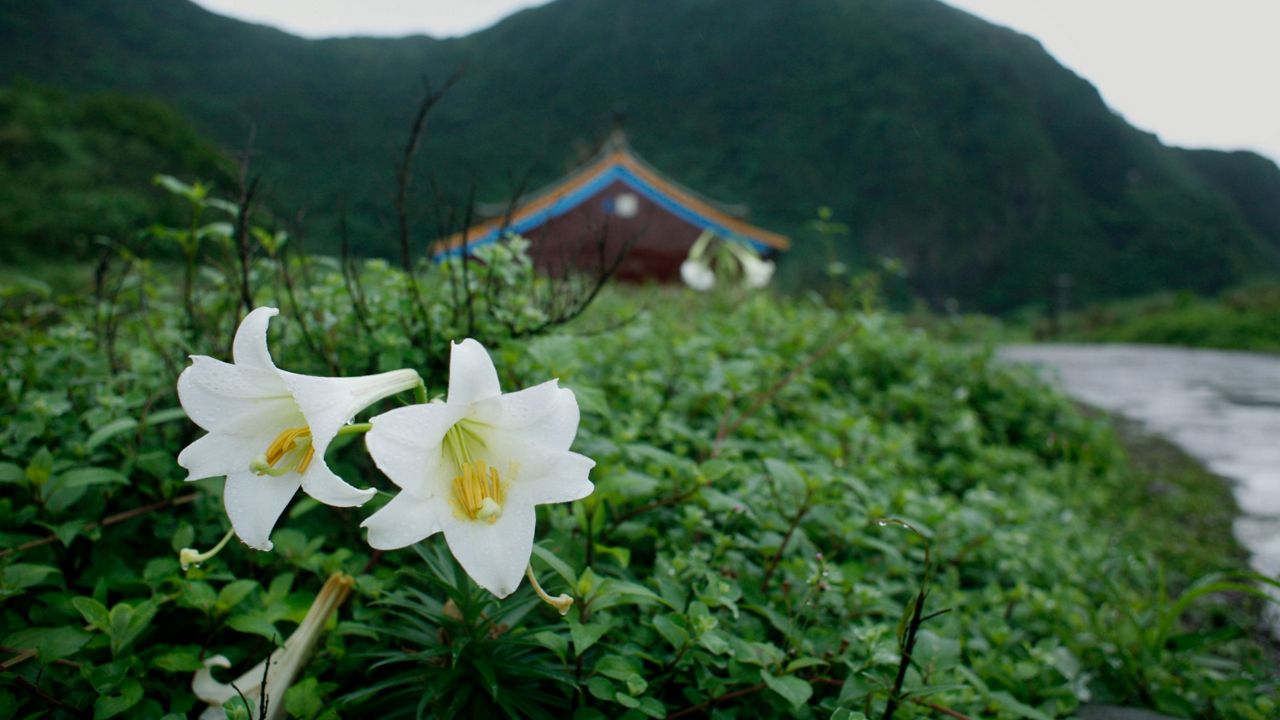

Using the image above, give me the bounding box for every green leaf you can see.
[216,579,259,614]
[58,467,128,489]
[637,697,666,719]
[589,578,669,612]
[2,625,91,663]
[652,613,690,649]
[25,447,53,486]
[2,563,61,594]
[530,630,569,660]
[569,618,612,655]
[697,630,730,655]
[73,596,111,631]
[761,671,812,709]
[152,647,205,672]
[586,676,615,702]
[785,657,828,674]
[145,407,190,425]
[698,458,734,482]
[988,691,1053,720]
[531,545,578,588]
[0,461,27,487]
[564,383,609,416]
[108,600,157,656]
[51,519,82,547]
[181,581,217,612]
[285,676,324,719]
[762,458,804,489]
[228,613,280,641]
[85,418,138,450]
[93,678,143,720]
[594,654,641,682]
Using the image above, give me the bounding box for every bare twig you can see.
[761,489,813,593]
[234,176,260,314]
[8,676,86,716]
[393,71,462,357]
[0,494,199,558]
[666,682,767,719]
[279,239,337,373]
[233,126,260,314]
[396,70,461,272]
[912,698,973,720]
[338,210,376,343]
[605,481,704,537]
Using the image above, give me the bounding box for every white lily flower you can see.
[680,257,717,291]
[177,307,421,551]
[735,246,776,289]
[680,229,717,291]
[193,573,354,720]
[361,339,594,598]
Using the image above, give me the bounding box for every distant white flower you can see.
[177,307,420,551]
[681,230,775,290]
[681,229,717,291]
[362,339,594,598]
[193,573,354,720]
[680,257,717,291]
[737,248,776,289]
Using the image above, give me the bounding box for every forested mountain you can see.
[2,0,1278,309]
[0,83,232,261]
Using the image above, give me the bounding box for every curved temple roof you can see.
[433,135,790,259]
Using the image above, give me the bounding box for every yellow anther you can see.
[254,426,315,476]
[451,460,505,523]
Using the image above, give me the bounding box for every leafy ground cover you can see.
[1042,284,1280,353]
[1,223,1276,718]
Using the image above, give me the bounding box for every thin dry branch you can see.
[0,493,198,559]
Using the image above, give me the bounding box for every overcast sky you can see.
[190,0,1280,163]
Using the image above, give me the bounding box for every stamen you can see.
[253,427,314,476]
[526,564,573,615]
[451,459,505,523]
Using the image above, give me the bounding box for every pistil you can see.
[444,422,505,523]
[451,460,505,522]
[526,564,574,615]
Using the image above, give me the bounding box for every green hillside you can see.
[0,83,233,261]
[2,0,1278,309]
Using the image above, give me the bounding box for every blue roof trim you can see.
[435,163,770,259]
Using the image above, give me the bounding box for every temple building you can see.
[432,132,790,282]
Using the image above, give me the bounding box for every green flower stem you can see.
[336,423,373,436]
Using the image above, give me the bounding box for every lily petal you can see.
[471,379,580,452]
[231,306,280,370]
[300,463,376,507]
[282,368,422,452]
[361,491,443,549]
[506,451,596,507]
[448,339,502,404]
[366,403,466,495]
[681,259,716,291]
[178,431,264,482]
[440,502,536,598]
[192,655,235,706]
[177,357,293,434]
[223,471,300,551]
